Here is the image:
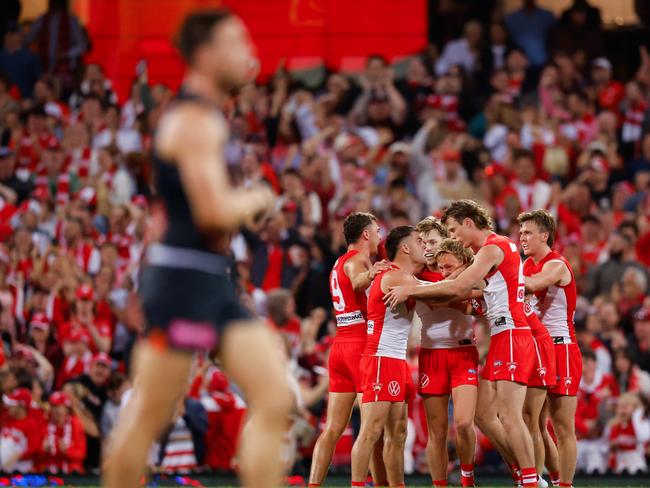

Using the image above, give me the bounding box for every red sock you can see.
[389,484,405,487]
[520,467,537,487]
[461,463,475,487]
[433,481,447,487]
[559,483,572,487]
[352,482,365,487]
[549,471,560,486]
[308,485,321,487]
[510,463,521,485]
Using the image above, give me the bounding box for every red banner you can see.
[82,0,427,100]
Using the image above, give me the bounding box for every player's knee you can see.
[324,420,348,439]
[386,427,408,447]
[554,418,575,439]
[474,410,493,430]
[454,417,474,436]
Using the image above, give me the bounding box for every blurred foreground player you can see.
[384,200,538,487]
[309,212,390,487]
[519,210,582,488]
[351,226,425,487]
[103,10,291,488]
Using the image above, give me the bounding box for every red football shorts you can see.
[528,333,557,388]
[481,328,535,385]
[328,340,365,393]
[549,341,583,396]
[359,355,410,403]
[418,347,479,395]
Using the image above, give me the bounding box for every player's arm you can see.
[156,105,273,231]
[524,260,571,292]
[383,245,502,308]
[344,255,391,292]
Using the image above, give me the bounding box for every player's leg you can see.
[523,387,547,476]
[308,392,357,485]
[370,434,389,486]
[423,394,450,486]
[474,379,515,465]
[548,395,578,487]
[383,401,409,487]
[452,385,477,487]
[219,320,293,488]
[351,402,392,485]
[540,400,560,486]
[496,380,536,486]
[103,340,193,488]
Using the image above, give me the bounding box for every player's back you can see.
[330,250,369,343]
[523,250,577,341]
[482,233,529,334]
[365,266,414,359]
[152,90,226,254]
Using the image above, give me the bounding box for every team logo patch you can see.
[564,376,572,386]
[507,361,518,372]
[419,374,430,389]
[367,320,375,335]
[372,382,383,392]
[537,367,546,377]
[388,381,400,396]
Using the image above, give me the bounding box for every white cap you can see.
[592,57,612,71]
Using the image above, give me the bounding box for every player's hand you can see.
[245,184,276,225]
[368,260,391,280]
[383,285,411,309]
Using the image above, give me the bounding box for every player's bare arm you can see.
[524,260,571,292]
[345,255,391,292]
[156,104,273,231]
[383,245,503,309]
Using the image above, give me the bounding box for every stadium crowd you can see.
[0,0,649,479]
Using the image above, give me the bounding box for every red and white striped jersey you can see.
[523,250,577,342]
[330,250,368,343]
[415,273,474,349]
[364,265,415,360]
[482,233,529,336]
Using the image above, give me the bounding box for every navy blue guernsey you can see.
[152,89,225,253]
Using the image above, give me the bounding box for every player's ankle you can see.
[558,482,572,487]
[549,471,560,486]
[460,463,475,487]
[433,480,447,487]
[351,481,365,487]
[520,467,537,487]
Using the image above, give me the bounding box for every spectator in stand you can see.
[25,0,87,85]
[42,391,86,473]
[629,307,650,373]
[591,58,624,113]
[613,348,650,400]
[435,20,484,76]
[0,387,41,472]
[99,372,130,454]
[93,105,143,155]
[505,0,556,68]
[606,392,650,474]
[0,22,41,98]
[511,148,551,211]
[576,349,619,474]
[552,0,604,61]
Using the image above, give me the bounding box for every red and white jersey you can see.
[330,250,368,343]
[482,233,529,336]
[415,273,474,349]
[364,265,415,360]
[523,250,577,342]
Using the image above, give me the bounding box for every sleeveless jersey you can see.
[364,265,415,360]
[482,233,529,336]
[152,89,226,253]
[415,273,474,349]
[523,250,577,342]
[330,250,368,342]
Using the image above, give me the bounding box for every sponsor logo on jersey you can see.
[468,368,477,375]
[494,360,503,367]
[388,381,400,396]
[367,320,375,335]
[494,317,506,327]
[517,287,525,301]
[419,374,430,389]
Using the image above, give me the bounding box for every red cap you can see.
[131,194,148,208]
[484,163,509,179]
[31,186,51,202]
[3,387,32,407]
[589,156,609,173]
[68,328,90,344]
[76,284,94,301]
[207,369,229,392]
[92,352,112,367]
[48,391,71,407]
[281,201,298,213]
[30,312,50,331]
[634,308,650,322]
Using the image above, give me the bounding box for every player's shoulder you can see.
[155,102,226,156]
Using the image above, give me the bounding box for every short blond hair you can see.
[435,238,474,265]
[415,216,448,238]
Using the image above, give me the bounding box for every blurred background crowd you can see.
[0,0,649,480]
